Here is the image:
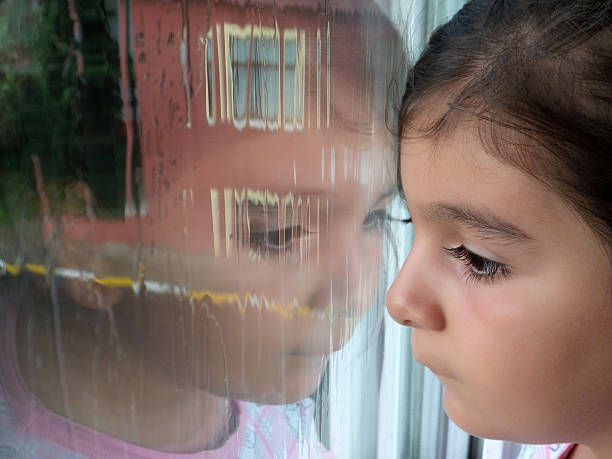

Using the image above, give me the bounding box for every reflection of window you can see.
[224,23,251,129]
[204,31,216,126]
[216,23,225,122]
[250,26,280,130]
[283,29,305,131]
[220,23,304,131]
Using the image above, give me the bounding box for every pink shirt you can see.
[518,443,577,459]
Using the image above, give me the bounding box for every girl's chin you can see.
[441,385,484,437]
[441,387,514,442]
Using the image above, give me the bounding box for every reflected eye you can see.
[444,245,510,283]
[250,225,305,253]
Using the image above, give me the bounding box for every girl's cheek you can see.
[453,281,515,331]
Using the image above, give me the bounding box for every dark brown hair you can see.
[399,0,612,249]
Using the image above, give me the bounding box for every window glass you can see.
[0,0,407,457]
[205,30,216,125]
[283,29,305,131]
[226,22,251,129]
[250,26,280,129]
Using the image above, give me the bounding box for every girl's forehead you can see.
[400,129,566,236]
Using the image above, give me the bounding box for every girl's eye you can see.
[249,225,304,253]
[444,245,510,283]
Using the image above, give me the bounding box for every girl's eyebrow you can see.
[421,202,536,246]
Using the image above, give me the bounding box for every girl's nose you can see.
[385,250,446,331]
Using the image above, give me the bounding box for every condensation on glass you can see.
[0,0,403,456]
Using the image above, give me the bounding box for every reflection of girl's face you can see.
[57,122,391,405]
[116,3,397,402]
[51,1,397,404]
[138,124,392,403]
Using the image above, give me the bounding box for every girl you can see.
[386,1,612,458]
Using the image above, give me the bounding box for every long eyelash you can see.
[444,245,510,283]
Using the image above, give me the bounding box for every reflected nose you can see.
[386,248,445,331]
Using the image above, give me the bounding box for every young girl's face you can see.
[386,121,612,444]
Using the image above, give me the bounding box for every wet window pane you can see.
[0,0,472,457]
[205,31,216,125]
[226,23,250,129]
[250,27,280,129]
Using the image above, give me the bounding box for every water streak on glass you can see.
[0,0,404,456]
